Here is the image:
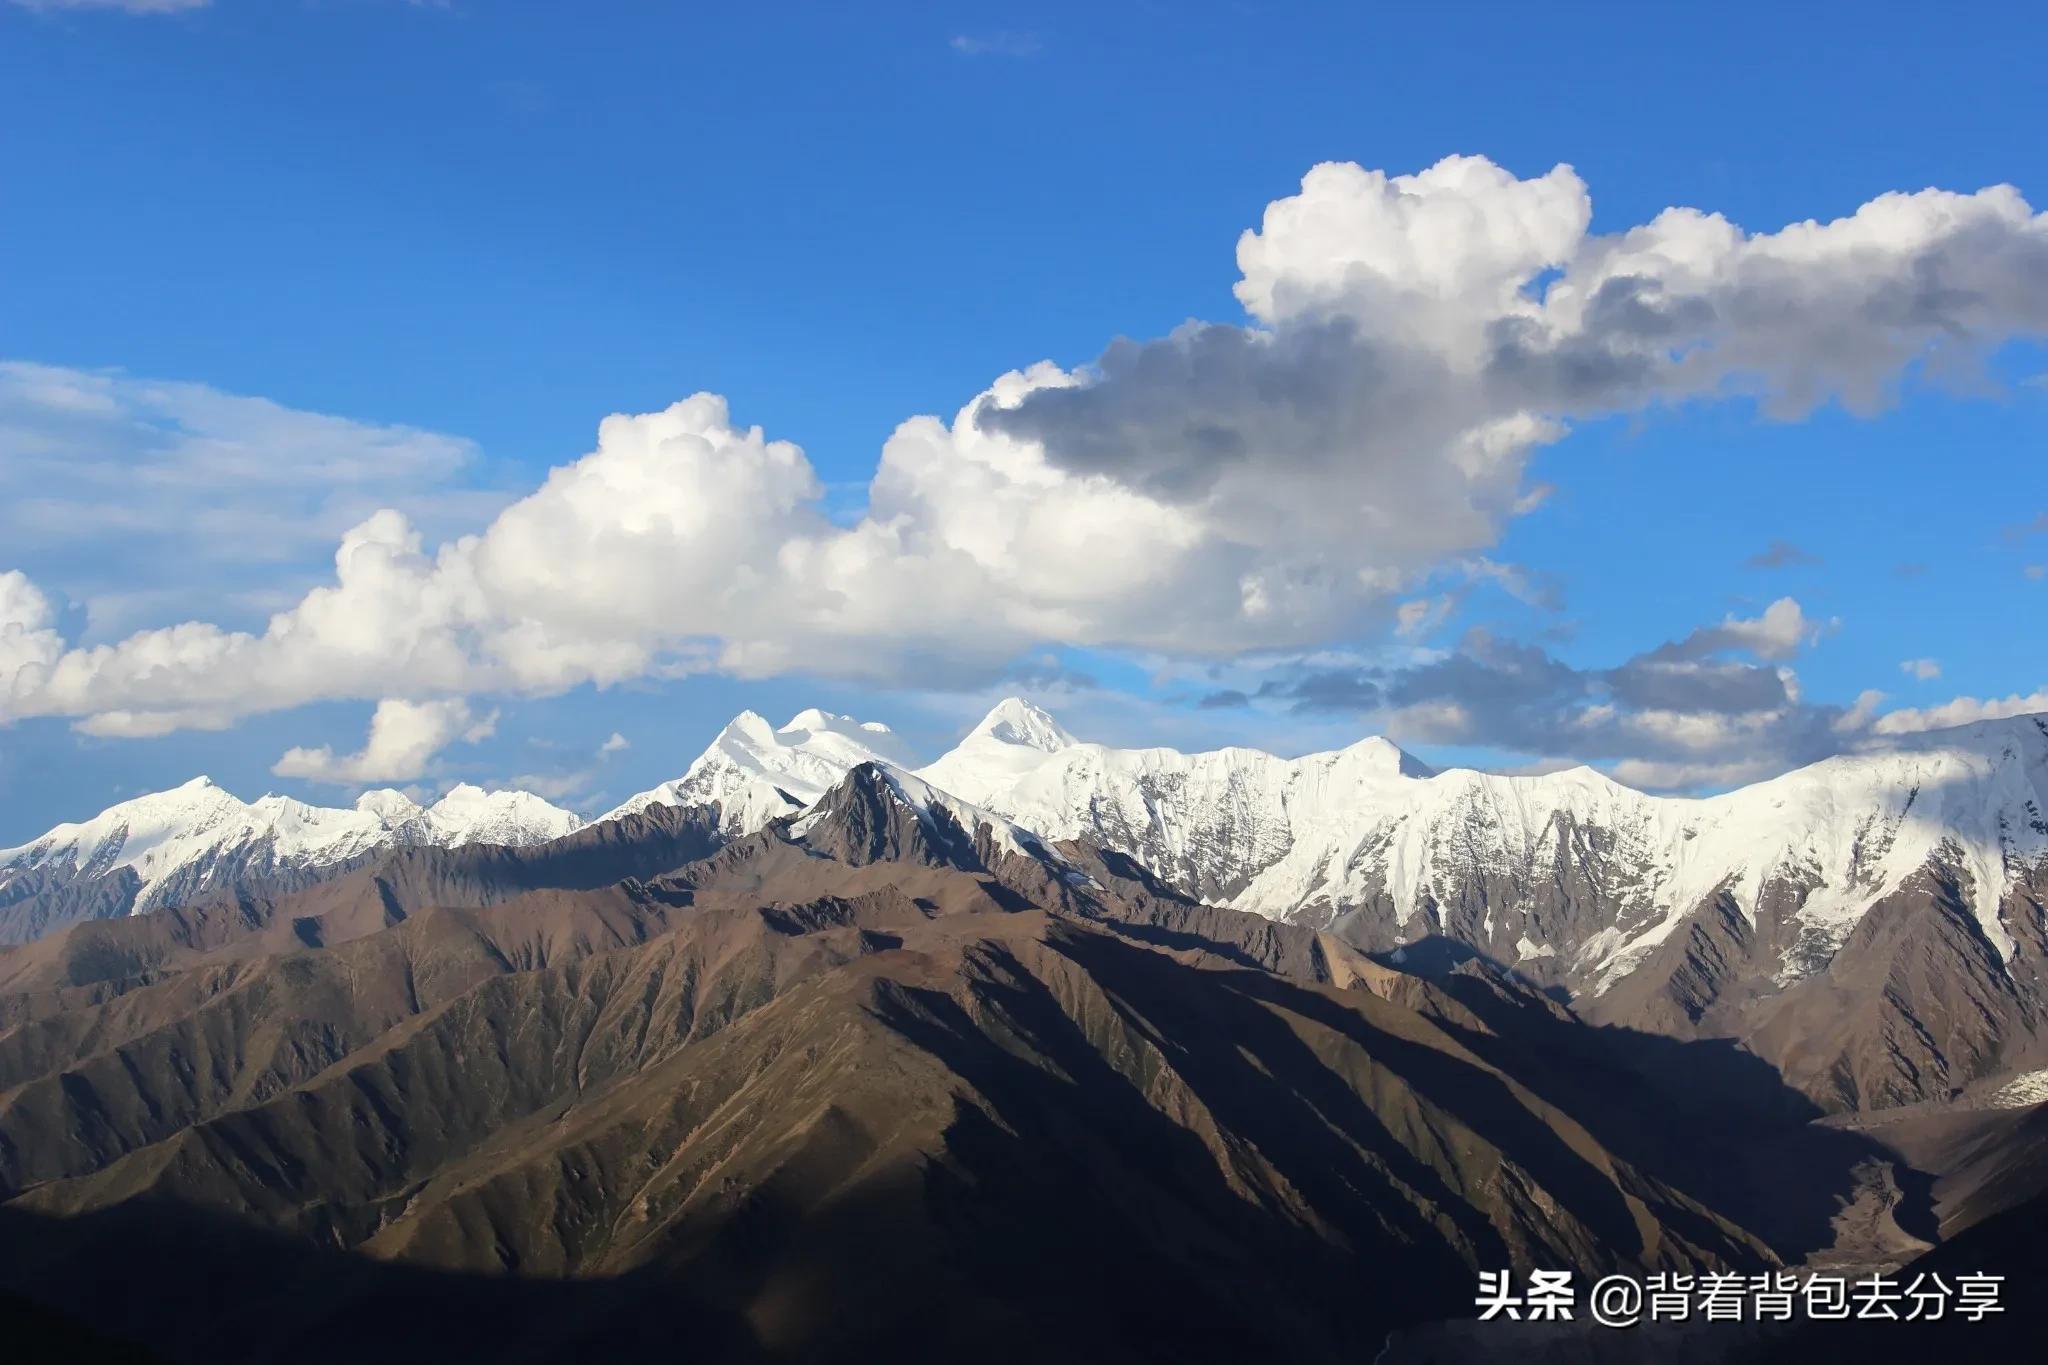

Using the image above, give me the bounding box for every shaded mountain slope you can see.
[0,767,1794,1364]
[0,779,583,945]
[0,802,722,1005]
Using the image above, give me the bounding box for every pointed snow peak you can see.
[179,775,218,791]
[1336,734,1434,780]
[915,699,1079,801]
[598,707,911,834]
[973,698,1077,752]
[720,710,778,745]
[354,788,422,820]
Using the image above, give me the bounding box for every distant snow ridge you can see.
[913,701,2048,993]
[0,778,582,915]
[9,695,2048,999]
[603,708,915,836]
[916,699,1443,905]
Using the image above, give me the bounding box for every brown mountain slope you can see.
[1586,859,2048,1113]
[0,769,1798,1363]
[0,802,722,1007]
[0,905,1769,1363]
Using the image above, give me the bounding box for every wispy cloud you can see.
[1744,538,1821,569]
[1899,657,1941,681]
[2004,511,2048,541]
[8,0,208,12]
[505,730,634,806]
[949,30,1042,57]
[0,361,505,639]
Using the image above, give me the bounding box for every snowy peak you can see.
[777,707,900,741]
[0,777,584,922]
[603,706,914,835]
[972,697,1077,752]
[917,697,1079,796]
[1327,734,1435,781]
[426,784,583,848]
[354,788,425,825]
[720,710,779,747]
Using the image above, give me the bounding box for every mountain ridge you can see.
[9,698,2048,1110]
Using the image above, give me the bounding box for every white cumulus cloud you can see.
[272,698,494,785]
[5,155,2048,775]
[1871,688,2048,735]
[0,572,64,702]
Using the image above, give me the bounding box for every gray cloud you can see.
[983,161,2048,581]
[1248,598,1852,788]
[980,319,1456,504]
[1259,668,1385,714]
[1385,635,1851,783]
[1603,657,1792,713]
[1383,634,1582,714]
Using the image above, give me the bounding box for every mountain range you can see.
[1,699,2045,1361]
[7,698,2048,1113]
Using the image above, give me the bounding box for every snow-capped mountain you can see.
[0,778,582,943]
[918,700,2048,998]
[910,698,2048,1107]
[917,696,1080,794]
[603,707,914,835]
[422,783,586,850]
[916,701,1437,906]
[8,693,2045,1109]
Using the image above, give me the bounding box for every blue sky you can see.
[3,0,2046,840]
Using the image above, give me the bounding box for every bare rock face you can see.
[1740,863,2043,1111]
[786,763,969,867]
